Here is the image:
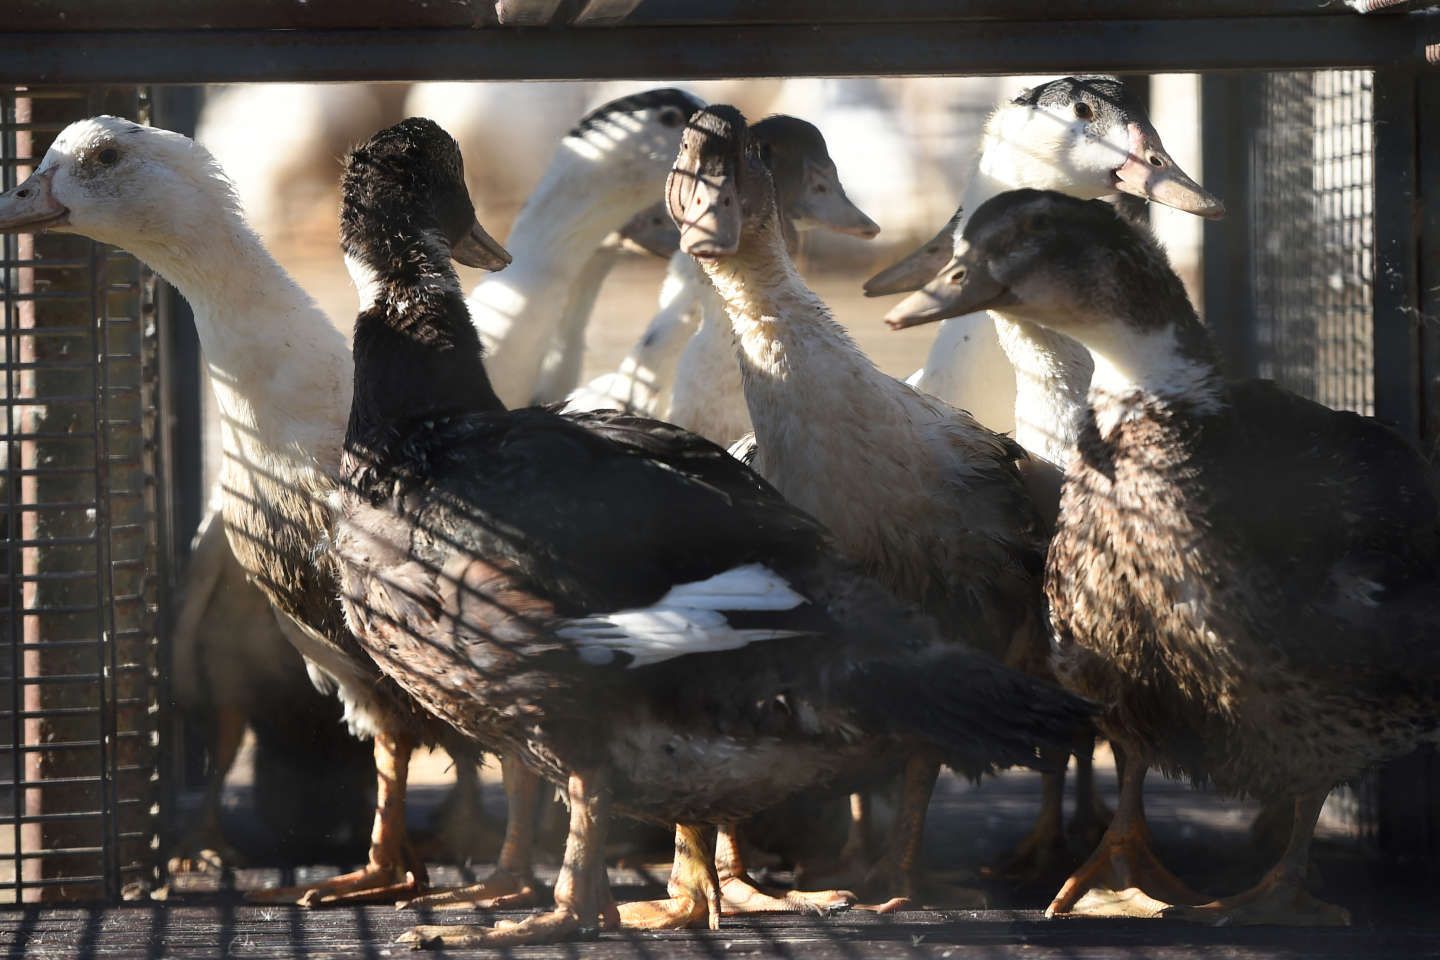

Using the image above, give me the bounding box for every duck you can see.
[671,104,1055,910]
[468,87,704,407]
[167,510,373,875]
[665,113,881,449]
[532,200,677,404]
[939,188,1440,926]
[0,115,471,907]
[331,117,1093,948]
[573,114,879,434]
[870,77,1225,871]
[872,75,1223,491]
[562,240,699,419]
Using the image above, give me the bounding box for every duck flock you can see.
[0,76,1436,947]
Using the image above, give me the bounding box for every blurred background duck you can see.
[330,117,1094,947]
[466,88,703,407]
[938,188,1440,926]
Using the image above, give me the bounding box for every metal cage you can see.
[0,87,168,903]
[1202,67,1440,858]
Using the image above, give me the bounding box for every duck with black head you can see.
[933,188,1440,926]
[331,118,1094,948]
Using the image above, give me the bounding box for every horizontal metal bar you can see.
[1,15,1436,83]
[8,536,99,548]
[15,846,105,859]
[6,874,107,889]
[14,569,98,587]
[10,810,103,824]
[0,705,102,719]
[0,258,91,269]
[0,0,1363,31]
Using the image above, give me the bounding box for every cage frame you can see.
[0,0,1435,897]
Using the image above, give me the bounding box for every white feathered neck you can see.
[913,103,1098,468]
[469,142,657,408]
[121,166,350,474]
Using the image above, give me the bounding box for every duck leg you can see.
[400,768,612,949]
[1045,749,1206,918]
[794,792,875,891]
[616,823,722,930]
[249,727,426,906]
[412,743,504,865]
[1162,789,1350,926]
[862,754,988,912]
[715,822,854,917]
[400,754,541,910]
[1068,733,1112,852]
[168,704,247,875]
[984,750,1071,881]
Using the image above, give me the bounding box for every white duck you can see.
[563,249,700,418]
[873,76,1223,490]
[0,116,460,906]
[469,88,704,407]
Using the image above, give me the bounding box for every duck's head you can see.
[886,189,1186,338]
[340,117,511,278]
[0,116,238,249]
[614,200,681,259]
[862,204,964,297]
[990,76,1223,219]
[666,104,772,260]
[565,88,706,192]
[751,115,880,239]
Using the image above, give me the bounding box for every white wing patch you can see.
[559,563,808,668]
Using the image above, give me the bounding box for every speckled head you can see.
[1002,76,1224,219]
[342,117,511,273]
[666,104,760,259]
[751,115,879,239]
[890,189,1190,337]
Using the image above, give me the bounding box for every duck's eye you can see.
[814,183,828,194]
[97,147,119,166]
[1073,102,1093,121]
[658,107,685,129]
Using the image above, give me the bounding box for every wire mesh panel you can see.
[1249,70,1375,414]
[0,87,166,902]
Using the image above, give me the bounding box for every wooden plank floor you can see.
[5,765,1439,959]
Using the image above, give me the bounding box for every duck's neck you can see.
[632,253,703,381]
[700,217,895,446]
[963,114,1102,463]
[1078,313,1223,440]
[994,318,1095,468]
[120,201,351,473]
[346,232,502,451]
[468,144,653,407]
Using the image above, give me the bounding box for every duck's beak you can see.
[672,170,740,259]
[0,169,69,232]
[884,253,1014,330]
[795,161,880,239]
[865,234,958,299]
[1112,121,1225,220]
[617,201,681,259]
[452,217,511,271]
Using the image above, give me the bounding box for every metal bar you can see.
[1200,73,1260,378]
[0,16,1435,84]
[1370,68,1420,435]
[0,0,1366,29]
